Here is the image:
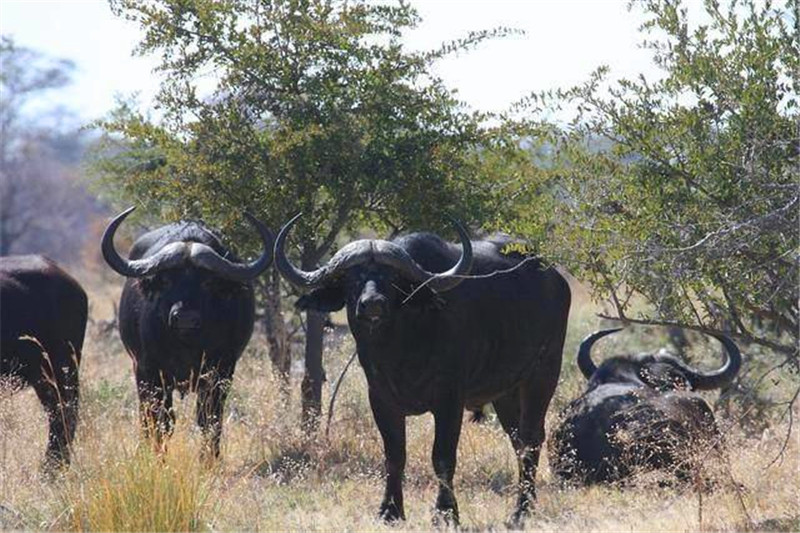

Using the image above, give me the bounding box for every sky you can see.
[0,0,662,126]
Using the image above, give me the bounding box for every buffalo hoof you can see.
[506,498,532,529]
[200,452,221,470]
[432,507,459,529]
[40,452,69,481]
[378,501,404,523]
[505,510,528,530]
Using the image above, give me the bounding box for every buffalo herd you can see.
[0,208,742,524]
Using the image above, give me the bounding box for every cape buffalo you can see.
[275,214,571,525]
[550,327,742,486]
[1,255,87,470]
[102,207,273,458]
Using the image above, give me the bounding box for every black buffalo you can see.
[550,327,742,486]
[101,207,273,458]
[1,255,87,469]
[275,215,571,525]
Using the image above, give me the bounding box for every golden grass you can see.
[0,268,797,532]
[62,438,209,532]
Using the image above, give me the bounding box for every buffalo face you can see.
[296,262,442,331]
[137,267,250,346]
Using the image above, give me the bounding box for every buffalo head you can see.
[102,206,273,344]
[274,213,473,328]
[578,327,742,392]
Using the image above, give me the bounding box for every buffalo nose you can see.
[357,296,386,321]
[168,303,202,330]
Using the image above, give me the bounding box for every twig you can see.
[595,313,796,356]
[401,255,542,305]
[662,195,799,253]
[766,384,800,469]
[324,350,359,440]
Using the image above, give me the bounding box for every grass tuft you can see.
[61,437,211,532]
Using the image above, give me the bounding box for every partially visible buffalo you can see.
[275,215,571,525]
[101,207,273,458]
[550,328,741,486]
[1,255,87,470]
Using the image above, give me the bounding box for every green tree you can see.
[509,0,798,418]
[94,0,513,428]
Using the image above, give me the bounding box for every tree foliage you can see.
[95,0,513,248]
[509,0,798,364]
[93,0,516,426]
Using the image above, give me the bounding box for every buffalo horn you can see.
[102,207,274,281]
[577,328,624,379]
[274,213,473,293]
[189,212,274,282]
[682,332,742,390]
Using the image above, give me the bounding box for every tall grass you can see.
[62,437,211,532]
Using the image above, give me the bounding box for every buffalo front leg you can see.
[369,388,407,522]
[136,370,175,453]
[431,394,464,526]
[195,367,233,462]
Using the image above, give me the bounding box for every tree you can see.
[0,37,99,262]
[508,0,798,421]
[95,0,513,428]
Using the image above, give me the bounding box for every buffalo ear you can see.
[296,285,346,313]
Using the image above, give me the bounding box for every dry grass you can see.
[0,268,797,532]
[62,438,209,532]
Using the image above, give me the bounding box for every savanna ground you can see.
[0,263,797,532]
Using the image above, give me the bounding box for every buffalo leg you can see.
[196,366,233,461]
[136,370,174,453]
[32,362,79,471]
[512,370,559,523]
[369,388,406,521]
[431,393,464,525]
[493,390,528,523]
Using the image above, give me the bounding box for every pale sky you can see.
[0,0,661,126]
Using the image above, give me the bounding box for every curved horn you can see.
[683,332,742,391]
[578,328,624,379]
[424,218,473,293]
[275,214,473,293]
[274,213,329,290]
[101,206,156,278]
[189,212,274,282]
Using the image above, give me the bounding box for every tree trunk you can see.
[261,270,290,395]
[300,252,326,432]
[302,309,325,432]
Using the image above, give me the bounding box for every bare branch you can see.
[596,313,798,357]
[400,255,543,305]
[324,350,358,440]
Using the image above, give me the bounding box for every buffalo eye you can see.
[201,278,239,298]
[139,273,171,293]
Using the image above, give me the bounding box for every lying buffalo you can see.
[275,215,571,525]
[550,327,741,486]
[1,255,87,470]
[102,207,273,458]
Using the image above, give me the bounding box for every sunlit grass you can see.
[62,437,210,532]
